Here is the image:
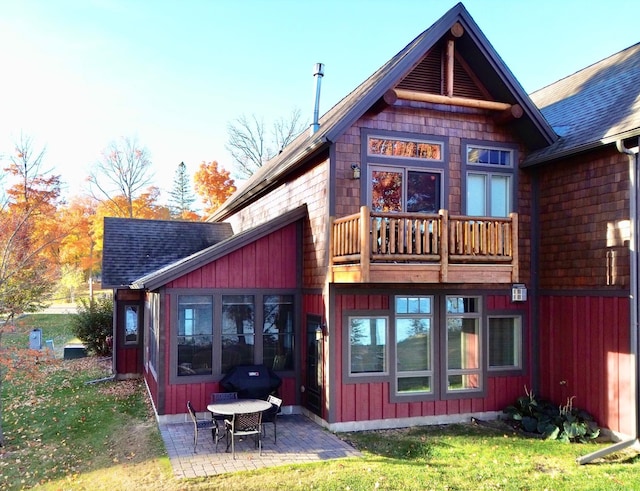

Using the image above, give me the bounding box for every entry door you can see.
[304,315,323,417]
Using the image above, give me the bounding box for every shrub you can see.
[70,295,113,356]
[503,387,600,443]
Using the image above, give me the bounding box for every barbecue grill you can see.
[220,364,282,399]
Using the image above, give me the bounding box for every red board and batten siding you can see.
[538,294,634,435]
[147,223,300,416]
[331,293,528,424]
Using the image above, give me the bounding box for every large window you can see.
[395,296,433,394]
[177,295,213,376]
[446,296,481,393]
[171,291,297,383]
[370,166,442,213]
[488,316,522,370]
[146,293,160,375]
[349,316,388,375]
[464,143,515,217]
[263,295,294,370]
[365,133,445,214]
[222,295,255,373]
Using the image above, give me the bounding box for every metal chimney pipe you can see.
[310,63,324,135]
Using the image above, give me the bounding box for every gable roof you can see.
[525,42,640,166]
[102,217,233,288]
[209,2,555,222]
[131,205,307,291]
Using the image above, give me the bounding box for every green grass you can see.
[2,314,640,490]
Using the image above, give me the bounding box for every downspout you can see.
[578,138,640,464]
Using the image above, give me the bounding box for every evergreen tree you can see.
[169,162,196,219]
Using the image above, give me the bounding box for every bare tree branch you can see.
[88,136,154,218]
[226,108,307,179]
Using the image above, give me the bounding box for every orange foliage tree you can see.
[193,161,236,215]
[0,135,64,320]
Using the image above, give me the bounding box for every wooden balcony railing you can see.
[330,206,518,284]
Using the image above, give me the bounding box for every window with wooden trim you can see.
[395,296,433,395]
[446,296,482,393]
[464,143,515,217]
[365,134,445,214]
[488,316,522,370]
[177,295,213,377]
[348,316,388,375]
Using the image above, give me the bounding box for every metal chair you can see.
[262,395,283,443]
[186,401,217,453]
[224,411,263,459]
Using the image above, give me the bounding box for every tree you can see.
[88,136,154,218]
[169,162,197,219]
[0,135,63,320]
[193,161,236,215]
[226,108,306,178]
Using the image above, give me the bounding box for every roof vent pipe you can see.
[310,63,324,135]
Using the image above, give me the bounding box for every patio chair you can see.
[224,410,263,459]
[262,395,283,443]
[186,401,217,453]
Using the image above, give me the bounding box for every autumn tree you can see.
[57,196,100,301]
[193,161,236,215]
[169,162,197,219]
[0,135,64,320]
[88,136,155,218]
[0,135,63,445]
[226,107,306,178]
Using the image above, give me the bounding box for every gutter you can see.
[577,137,640,464]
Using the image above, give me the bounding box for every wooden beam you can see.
[493,104,524,124]
[393,88,512,111]
[366,89,398,115]
[446,39,454,97]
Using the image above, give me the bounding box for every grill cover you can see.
[220,364,282,399]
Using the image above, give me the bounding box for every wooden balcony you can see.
[329,206,518,284]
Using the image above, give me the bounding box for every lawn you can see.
[1,314,640,490]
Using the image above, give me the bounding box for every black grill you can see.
[220,364,282,400]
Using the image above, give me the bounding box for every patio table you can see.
[207,398,272,416]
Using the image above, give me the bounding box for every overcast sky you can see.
[0,0,637,203]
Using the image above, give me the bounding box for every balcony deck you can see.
[329,207,518,284]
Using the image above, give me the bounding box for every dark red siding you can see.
[538,294,633,434]
[152,223,300,416]
[331,292,529,424]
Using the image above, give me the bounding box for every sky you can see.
[0,0,638,205]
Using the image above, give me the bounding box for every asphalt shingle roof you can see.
[526,42,640,166]
[102,217,233,287]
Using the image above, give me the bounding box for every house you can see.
[102,2,640,445]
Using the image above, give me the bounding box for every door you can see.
[304,315,323,417]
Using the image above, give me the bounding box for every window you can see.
[370,166,442,213]
[488,316,522,370]
[263,295,294,370]
[124,305,139,345]
[349,316,388,375]
[177,295,213,376]
[464,143,515,217]
[395,296,433,394]
[364,133,445,214]
[446,296,481,393]
[146,293,160,374]
[222,295,255,373]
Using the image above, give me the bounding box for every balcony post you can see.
[439,209,449,282]
[328,216,335,282]
[360,206,370,282]
[510,212,519,282]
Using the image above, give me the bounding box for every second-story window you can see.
[364,132,446,214]
[463,142,517,217]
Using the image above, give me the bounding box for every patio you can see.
[159,413,363,478]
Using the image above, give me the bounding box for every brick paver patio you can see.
[159,414,362,478]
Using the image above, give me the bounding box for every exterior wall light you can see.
[315,324,324,341]
[351,163,361,179]
[511,283,527,302]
